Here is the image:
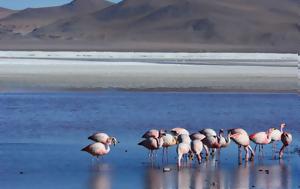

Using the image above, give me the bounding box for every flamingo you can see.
[190,133,206,141]
[249,128,274,152]
[162,133,177,161]
[88,132,119,146]
[270,123,286,150]
[190,139,204,164]
[202,135,220,159]
[177,142,191,169]
[138,137,164,160]
[200,128,218,155]
[279,132,292,159]
[82,142,114,158]
[171,127,189,136]
[228,128,255,162]
[142,129,166,138]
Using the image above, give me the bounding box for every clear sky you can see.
[0,0,120,10]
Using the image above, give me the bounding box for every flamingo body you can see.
[191,139,203,164]
[88,132,110,143]
[178,134,191,144]
[138,137,163,150]
[82,142,110,157]
[249,131,272,145]
[142,129,165,138]
[171,127,189,136]
[162,133,177,148]
[200,128,217,137]
[229,128,250,146]
[190,133,206,141]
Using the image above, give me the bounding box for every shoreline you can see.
[0,52,298,93]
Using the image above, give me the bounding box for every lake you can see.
[0,91,299,189]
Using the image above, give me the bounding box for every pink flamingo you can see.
[138,137,164,160]
[270,123,286,150]
[202,135,220,159]
[228,128,255,161]
[177,142,191,169]
[279,132,292,159]
[81,139,117,158]
[249,128,274,152]
[162,133,177,161]
[200,128,217,155]
[190,139,204,164]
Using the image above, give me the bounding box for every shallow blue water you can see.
[0,92,299,189]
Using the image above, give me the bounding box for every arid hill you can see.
[0,0,113,34]
[0,0,299,52]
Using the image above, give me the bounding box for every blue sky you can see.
[0,0,121,10]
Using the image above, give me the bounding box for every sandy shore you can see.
[0,52,298,92]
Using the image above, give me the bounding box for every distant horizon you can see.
[0,0,120,10]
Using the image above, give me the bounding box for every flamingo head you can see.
[108,137,119,146]
[280,123,286,129]
[188,151,194,160]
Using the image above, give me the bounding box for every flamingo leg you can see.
[279,145,286,159]
[248,145,255,161]
[244,146,249,161]
[197,153,202,164]
[204,145,209,160]
[162,147,165,163]
[238,145,242,164]
[178,153,182,169]
[166,147,169,163]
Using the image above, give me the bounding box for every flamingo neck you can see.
[226,135,231,144]
[105,144,110,152]
[280,126,284,133]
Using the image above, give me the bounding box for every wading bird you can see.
[228,128,255,162]
[200,128,218,155]
[190,139,204,164]
[177,139,192,169]
[279,132,292,159]
[162,133,177,161]
[270,123,286,150]
[249,128,274,152]
[138,136,164,160]
[82,138,118,158]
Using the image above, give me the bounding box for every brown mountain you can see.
[0,7,16,19]
[0,0,113,34]
[28,0,300,52]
